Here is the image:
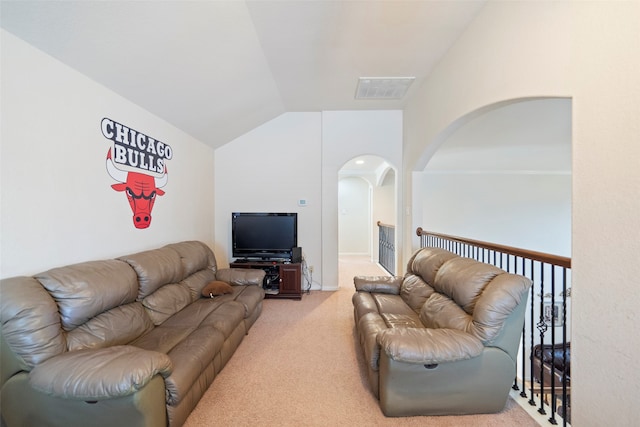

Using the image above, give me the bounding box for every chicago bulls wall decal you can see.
[101,117,173,229]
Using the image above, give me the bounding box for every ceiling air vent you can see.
[355,77,415,100]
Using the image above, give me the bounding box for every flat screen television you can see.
[232,212,297,260]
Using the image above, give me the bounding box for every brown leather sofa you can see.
[0,241,265,427]
[352,247,531,416]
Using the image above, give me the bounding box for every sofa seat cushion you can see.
[164,326,225,406]
[372,294,417,317]
[354,296,422,372]
[213,285,265,318]
[381,313,423,329]
[199,301,246,339]
[130,323,197,355]
[131,298,240,353]
[233,285,265,317]
[153,298,224,330]
[130,301,220,353]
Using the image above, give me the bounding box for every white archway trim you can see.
[414,96,570,172]
[375,161,392,187]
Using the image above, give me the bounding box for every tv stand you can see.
[230,260,302,300]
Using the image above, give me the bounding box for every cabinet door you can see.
[279,263,301,296]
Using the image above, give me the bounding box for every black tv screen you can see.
[232,212,297,260]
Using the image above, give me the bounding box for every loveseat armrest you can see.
[377,328,483,364]
[216,268,266,286]
[354,276,403,294]
[29,345,172,400]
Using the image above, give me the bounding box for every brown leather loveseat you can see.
[1,241,265,427]
[352,247,531,416]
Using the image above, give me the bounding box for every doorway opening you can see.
[338,155,396,286]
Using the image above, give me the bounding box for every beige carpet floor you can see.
[183,255,537,426]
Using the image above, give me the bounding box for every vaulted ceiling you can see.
[1,0,486,149]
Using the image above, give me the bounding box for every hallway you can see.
[338,254,391,289]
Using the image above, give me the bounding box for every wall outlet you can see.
[309,265,314,273]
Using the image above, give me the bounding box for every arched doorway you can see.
[338,155,397,285]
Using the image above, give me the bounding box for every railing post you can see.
[377,221,395,275]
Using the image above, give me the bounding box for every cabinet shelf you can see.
[230,260,302,300]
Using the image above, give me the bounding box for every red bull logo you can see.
[102,118,172,229]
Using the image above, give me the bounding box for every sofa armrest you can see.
[29,345,172,400]
[354,276,403,294]
[377,328,483,364]
[216,268,266,286]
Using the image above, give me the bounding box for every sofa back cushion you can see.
[119,247,184,300]
[399,275,434,313]
[419,256,531,344]
[66,302,154,351]
[0,277,66,370]
[120,242,218,325]
[165,241,217,277]
[432,257,503,315]
[37,260,139,332]
[407,247,458,286]
[141,283,193,325]
[400,247,457,312]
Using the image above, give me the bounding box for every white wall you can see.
[373,169,396,227]
[571,2,640,426]
[417,172,571,256]
[404,1,640,425]
[0,31,215,278]
[214,113,323,287]
[338,177,370,255]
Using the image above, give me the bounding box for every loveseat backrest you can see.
[399,248,458,312]
[406,247,458,286]
[418,254,531,346]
